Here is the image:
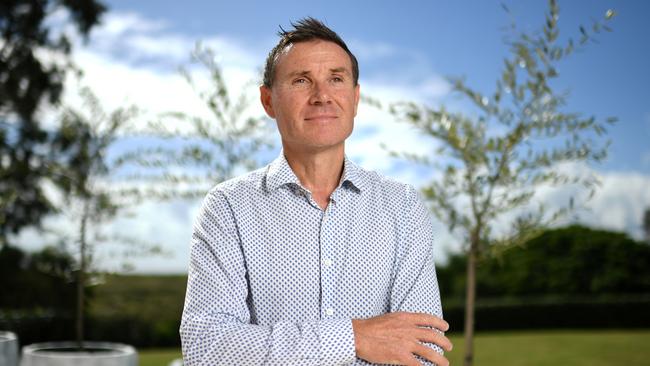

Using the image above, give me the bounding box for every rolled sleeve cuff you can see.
[319,318,356,365]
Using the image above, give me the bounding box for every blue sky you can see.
[16,1,650,273]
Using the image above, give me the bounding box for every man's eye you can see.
[293,78,308,84]
[331,76,344,82]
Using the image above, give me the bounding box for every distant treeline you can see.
[1,225,649,347]
[438,225,650,299]
[438,225,650,331]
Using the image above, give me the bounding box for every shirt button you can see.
[325,308,334,316]
[324,259,333,267]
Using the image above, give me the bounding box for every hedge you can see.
[443,297,650,332]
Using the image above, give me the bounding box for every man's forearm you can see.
[180,312,355,365]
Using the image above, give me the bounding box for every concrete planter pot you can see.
[0,331,19,366]
[168,358,183,366]
[21,342,137,366]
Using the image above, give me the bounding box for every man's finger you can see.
[404,354,426,366]
[413,328,453,352]
[401,312,449,331]
[413,343,450,366]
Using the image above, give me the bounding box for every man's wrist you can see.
[351,318,366,355]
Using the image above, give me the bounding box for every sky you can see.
[14,0,650,273]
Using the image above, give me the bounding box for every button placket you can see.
[320,208,336,318]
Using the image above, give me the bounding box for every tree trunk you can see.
[463,236,478,366]
[76,201,89,350]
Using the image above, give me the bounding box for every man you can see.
[180,17,452,365]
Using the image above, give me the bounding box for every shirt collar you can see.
[265,152,366,193]
[340,156,365,193]
[265,153,301,192]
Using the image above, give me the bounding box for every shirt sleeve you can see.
[180,190,356,366]
[389,185,445,362]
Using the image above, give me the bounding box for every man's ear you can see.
[353,84,361,117]
[260,85,276,118]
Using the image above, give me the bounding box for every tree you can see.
[116,44,273,200]
[388,2,616,365]
[49,86,159,348]
[0,0,106,246]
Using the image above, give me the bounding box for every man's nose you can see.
[308,81,332,105]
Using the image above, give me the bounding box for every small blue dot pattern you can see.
[181,153,444,365]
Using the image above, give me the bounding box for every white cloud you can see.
[31,11,267,131]
[349,39,397,60]
[99,12,168,36]
[578,170,650,237]
[348,99,438,175]
[101,199,201,273]
[84,12,262,74]
[426,165,650,264]
[345,70,450,176]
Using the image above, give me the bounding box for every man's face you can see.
[260,40,360,154]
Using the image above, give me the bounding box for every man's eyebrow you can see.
[287,70,311,78]
[287,68,351,78]
[330,67,351,75]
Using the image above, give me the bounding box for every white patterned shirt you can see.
[180,153,443,365]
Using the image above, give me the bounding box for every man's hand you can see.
[352,312,452,366]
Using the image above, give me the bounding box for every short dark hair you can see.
[262,17,359,88]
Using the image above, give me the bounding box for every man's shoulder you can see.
[207,166,267,198]
[352,162,418,198]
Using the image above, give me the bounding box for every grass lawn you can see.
[139,348,182,366]
[139,329,650,366]
[446,329,650,366]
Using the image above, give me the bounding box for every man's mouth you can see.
[305,115,338,121]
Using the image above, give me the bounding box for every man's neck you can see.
[283,145,345,209]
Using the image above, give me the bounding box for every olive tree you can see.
[115,44,273,200]
[49,86,159,348]
[388,1,616,364]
